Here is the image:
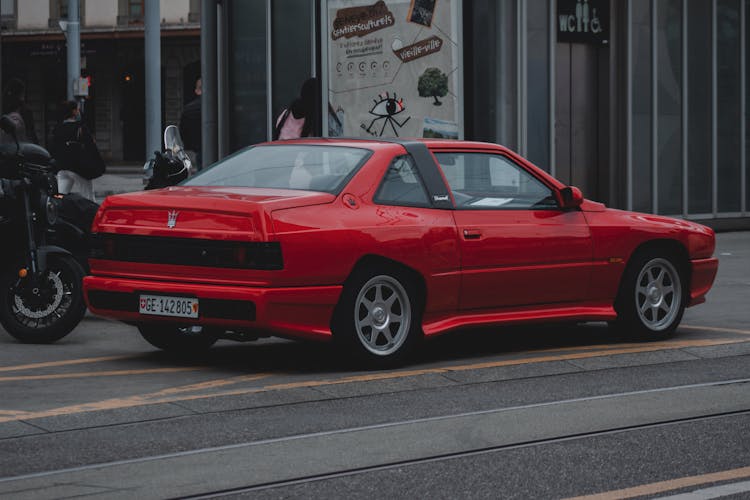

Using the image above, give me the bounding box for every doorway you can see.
[120,63,145,161]
[555,43,603,201]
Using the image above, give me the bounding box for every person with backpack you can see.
[51,101,105,202]
[273,78,317,140]
[179,76,202,169]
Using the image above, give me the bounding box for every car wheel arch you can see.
[616,239,691,310]
[342,255,426,300]
[333,254,427,327]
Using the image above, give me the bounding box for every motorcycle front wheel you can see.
[0,254,87,344]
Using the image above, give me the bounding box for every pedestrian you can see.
[273,77,317,140]
[2,78,38,144]
[51,100,105,202]
[179,76,202,169]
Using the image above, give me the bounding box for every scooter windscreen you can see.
[163,125,192,172]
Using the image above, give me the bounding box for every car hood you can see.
[93,186,336,240]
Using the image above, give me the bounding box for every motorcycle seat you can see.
[0,142,52,166]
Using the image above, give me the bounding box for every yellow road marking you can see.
[0,337,699,384]
[0,355,142,373]
[0,410,30,416]
[0,366,207,383]
[141,373,275,398]
[682,324,750,335]
[566,465,750,499]
[0,337,744,424]
[0,373,272,422]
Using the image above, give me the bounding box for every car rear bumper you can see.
[688,257,719,307]
[83,276,342,341]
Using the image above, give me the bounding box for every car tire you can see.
[333,267,423,368]
[137,324,218,354]
[612,251,687,340]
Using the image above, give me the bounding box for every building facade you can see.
[0,0,200,162]
[205,0,748,226]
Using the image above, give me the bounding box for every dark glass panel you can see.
[227,0,268,152]
[687,0,713,214]
[717,0,742,212]
[657,0,682,215]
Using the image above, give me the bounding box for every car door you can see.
[434,150,593,310]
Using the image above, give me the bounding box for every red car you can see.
[83,139,718,366]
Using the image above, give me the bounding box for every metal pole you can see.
[265,0,273,141]
[711,0,717,216]
[626,0,633,211]
[217,0,227,158]
[651,0,658,214]
[548,0,555,176]
[67,0,81,101]
[201,0,218,166]
[741,0,746,215]
[320,1,329,137]
[0,26,3,112]
[145,0,162,160]
[682,0,688,217]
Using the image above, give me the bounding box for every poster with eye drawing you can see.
[327,0,462,139]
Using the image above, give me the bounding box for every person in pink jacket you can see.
[273,78,317,140]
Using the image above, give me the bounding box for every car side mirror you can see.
[559,186,584,209]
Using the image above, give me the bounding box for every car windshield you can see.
[183,144,372,194]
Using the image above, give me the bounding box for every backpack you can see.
[56,123,106,180]
[273,108,306,140]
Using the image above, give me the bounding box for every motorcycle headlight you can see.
[45,195,59,225]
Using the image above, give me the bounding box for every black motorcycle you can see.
[0,115,88,343]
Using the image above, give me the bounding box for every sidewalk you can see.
[92,164,144,201]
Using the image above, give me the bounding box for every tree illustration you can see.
[418,67,448,106]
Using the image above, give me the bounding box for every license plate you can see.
[139,294,199,318]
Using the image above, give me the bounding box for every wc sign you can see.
[557,0,608,45]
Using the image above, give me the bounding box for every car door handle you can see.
[463,229,482,240]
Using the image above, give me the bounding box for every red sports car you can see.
[83,139,718,366]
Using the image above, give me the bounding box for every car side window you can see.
[374,155,431,207]
[434,152,557,209]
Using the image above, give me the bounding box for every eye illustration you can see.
[365,91,411,137]
[370,92,406,117]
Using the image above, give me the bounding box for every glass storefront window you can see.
[272,0,315,134]
[656,0,682,215]
[527,0,550,170]
[227,0,268,153]
[717,0,742,213]
[687,0,713,215]
[326,0,463,140]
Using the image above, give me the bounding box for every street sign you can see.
[557,0,609,45]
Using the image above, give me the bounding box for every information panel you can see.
[327,0,462,139]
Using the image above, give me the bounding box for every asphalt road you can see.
[0,232,748,499]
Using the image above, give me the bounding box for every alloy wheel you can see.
[354,275,412,356]
[634,258,682,331]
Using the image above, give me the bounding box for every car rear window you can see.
[183,144,372,194]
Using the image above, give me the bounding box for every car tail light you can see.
[89,233,283,270]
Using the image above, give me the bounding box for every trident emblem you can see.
[167,210,179,229]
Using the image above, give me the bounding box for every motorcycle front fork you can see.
[21,189,44,282]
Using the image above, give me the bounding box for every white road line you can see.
[1,377,748,485]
